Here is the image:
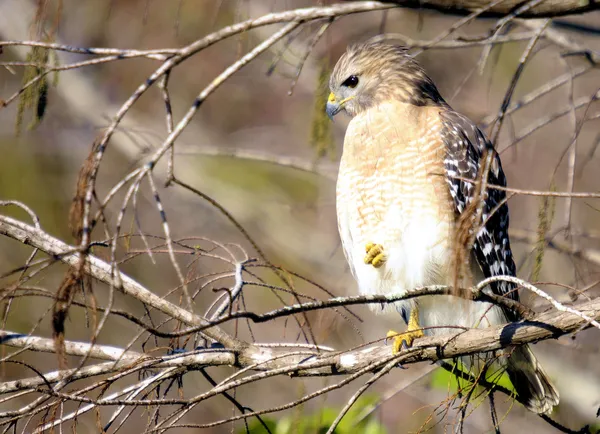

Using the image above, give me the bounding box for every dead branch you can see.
[0,214,598,381]
[378,0,599,18]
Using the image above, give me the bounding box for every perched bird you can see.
[326,41,558,414]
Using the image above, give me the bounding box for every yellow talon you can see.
[364,242,386,268]
[387,307,424,354]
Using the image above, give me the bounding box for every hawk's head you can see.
[326,41,444,119]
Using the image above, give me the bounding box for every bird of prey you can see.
[326,41,558,414]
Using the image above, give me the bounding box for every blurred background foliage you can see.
[242,396,387,434]
[1,0,600,433]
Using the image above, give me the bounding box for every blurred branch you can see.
[180,147,338,179]
[511,89,600,147]
[379,30,540,48]
[511,228,600,267]
[518,18,600,63]
[453,174,600,198]
[553,19,600,35]
[373,0,599,18]
[481,64,594,128]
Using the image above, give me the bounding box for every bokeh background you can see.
[1,1,599,432]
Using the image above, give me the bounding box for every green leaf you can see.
[430,363,516,395]
[239,395,386,434]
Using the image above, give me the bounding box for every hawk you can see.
[326,41,558,414]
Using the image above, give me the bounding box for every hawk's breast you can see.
[336,101,455,301]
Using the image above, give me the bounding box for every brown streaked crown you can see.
[329,41,446,116]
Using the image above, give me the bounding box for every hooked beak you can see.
[326,92,341,120]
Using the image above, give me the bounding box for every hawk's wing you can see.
[440,110,519,319]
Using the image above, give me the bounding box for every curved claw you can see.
[386,329,424,354]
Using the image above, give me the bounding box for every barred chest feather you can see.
[336,101,456,312]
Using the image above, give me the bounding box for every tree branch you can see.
[0,214,598,385]
[0,214,245,351]
[375,0,599,18]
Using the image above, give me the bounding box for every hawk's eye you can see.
[342,75,359,88]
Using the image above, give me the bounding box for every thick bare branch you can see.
[379,0,599,18]
[0,215,598,382]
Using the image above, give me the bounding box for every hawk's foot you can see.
[364,242,386,268]
[386,307,424,354]
[386,328,424,354]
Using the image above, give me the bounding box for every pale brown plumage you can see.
[337,100,454,279]
[328,41,558,414]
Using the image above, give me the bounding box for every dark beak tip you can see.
[325,102,339,121]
